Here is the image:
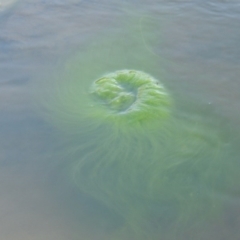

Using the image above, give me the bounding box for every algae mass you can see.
[43,69,227,239]
[90,70,171,129]
[39,17,235,240]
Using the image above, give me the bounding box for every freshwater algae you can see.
[90,70,171,129]
[38,16,236,240]
[42,70,227,239]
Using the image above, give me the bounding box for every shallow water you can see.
[1,1,240,239]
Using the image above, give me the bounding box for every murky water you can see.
[1,1,240,239]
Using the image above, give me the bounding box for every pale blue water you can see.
[0,1,240,240]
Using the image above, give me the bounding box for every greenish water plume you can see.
[38,15,237,240]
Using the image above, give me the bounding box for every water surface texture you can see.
[0,1,240,240]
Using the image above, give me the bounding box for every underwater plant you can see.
[41,70,227,239]
[38,16,237,240]
[89,70,171,129]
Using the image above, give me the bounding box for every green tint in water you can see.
[38,15,235,240]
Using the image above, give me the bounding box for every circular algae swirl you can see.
[37,18,235,239]
[35,9,239,240]
[39,67,230,240]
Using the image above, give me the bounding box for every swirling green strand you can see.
[38,17,232,239]
[45,69,226,239]
[66,92,225,234]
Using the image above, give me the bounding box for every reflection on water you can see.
[0,0,18,12]
[0,0,240,240]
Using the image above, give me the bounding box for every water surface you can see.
[0,1,240,239]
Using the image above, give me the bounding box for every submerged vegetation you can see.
[38,15,239,240]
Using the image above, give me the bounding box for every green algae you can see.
[37,15,238,240]
[90,70,171,130]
